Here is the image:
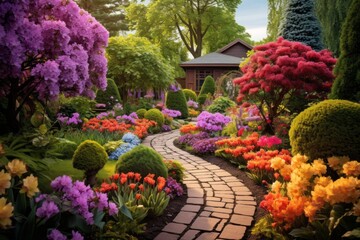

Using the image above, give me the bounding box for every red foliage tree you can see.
[234,37,336,134]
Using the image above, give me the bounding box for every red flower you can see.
[129,183,136,190]
[136,194,141,200]
[138,184,144,192]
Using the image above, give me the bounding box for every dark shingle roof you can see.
[180,52,244,67]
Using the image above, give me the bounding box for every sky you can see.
[236,0,268,41]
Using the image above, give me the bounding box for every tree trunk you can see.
[119,86,128,103]
[84,169,99,187]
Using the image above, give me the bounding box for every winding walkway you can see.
[142,130,257,240]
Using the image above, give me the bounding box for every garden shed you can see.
[179,39,252,92]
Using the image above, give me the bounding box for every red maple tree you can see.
[234,37,336,134]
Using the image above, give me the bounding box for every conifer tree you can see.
[279,0,323,51]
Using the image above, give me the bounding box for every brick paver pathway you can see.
[142,130,257,240]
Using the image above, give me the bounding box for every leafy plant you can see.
[207,96,236,114]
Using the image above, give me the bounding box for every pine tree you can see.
[76,0,129,36]
[315,0,352,57]
[330,0,360,101]
[279,0,324,51]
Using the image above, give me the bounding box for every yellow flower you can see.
[0,170,11,195]
[291,154,308,169]
[270,157,285,170]
[271,181,282,194]
[325,177,360,205]
[0,197,13,228]
[314,176,332,187]
[311,184,328,205]
[20,174,39,198]
[312,159,327,175]
[6,159,27,177]
[327,156,349,171]
[279,165,292,181]
[342,161,360,177]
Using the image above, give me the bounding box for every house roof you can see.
[180,52,244,67]
[217,38,252,53]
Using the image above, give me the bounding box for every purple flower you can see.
[94,192,109,211]
[196,111,231,133]
[192,136,227,154]
[168,83,180,92]
[162,124,171,132]
[51,175,72,191]
[178,132,210,145]
[165,177,183,199]
[162,109,181,118]
[96,103,106,108]
[48,229,66,240]
[71,231,84,240]
[36,200,59,219]
[187,100,199,109]
[108,202,118,216]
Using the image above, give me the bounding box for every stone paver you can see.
[144,130,257,239]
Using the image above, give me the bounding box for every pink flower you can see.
[257,135,282,148]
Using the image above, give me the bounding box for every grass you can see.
[38,159,117,193]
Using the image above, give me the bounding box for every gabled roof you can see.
[217,38,252,53]
[180,52,243,67]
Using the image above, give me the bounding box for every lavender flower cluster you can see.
[116,112,138,124]
[187,100,199,109]
[57,113,82,126]
[165,177,183,199]
[196,111,231,132]
[96,111,115,119]
[48,229,84,240]
[162,125,172,132]
[109,133,141,160]
[36,175,118,226]
[168,83,181,92]
[178,132,210,146]
[192,136,227,154]
[162,109,182,118]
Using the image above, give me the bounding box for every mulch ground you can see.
[140,140,267,240]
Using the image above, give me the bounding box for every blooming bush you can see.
[161,109,182,118]
[187,100,199,109]
[257,135,282,149]
[178,132,210,146]
[179,124,200,135]
[57,113,82,128]
[109,133,141,160]
[196,111,231,134]
[116,112,138,124]
[165,177,184,199]
[192,137,227,154]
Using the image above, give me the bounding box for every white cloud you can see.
[247,27,267,41]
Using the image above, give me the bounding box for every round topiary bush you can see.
[72,140,108,186]
[199,75,215,97]
[182,89,197,101]
[207,96,236,114]
[289,99,360,160]
[166,90,189,119]
[144,108,165,126]
[115,145,168,178]
[136,108,147,119]
[95,78,121,106]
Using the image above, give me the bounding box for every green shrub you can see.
[61,129,122,146]
[199,75,215,97]
[144,108,165,126]
[182,89,197,101]
[289,99,360,160]
[95,78,121,107]
[221,120,238,137]
[51,138,78,159]
[197,94,208,105]
[59,96,96,119]
[116,145,168,178]
[103,140,124,154]
[166,91,188,119]
[72,140,108,172]
[207,96,236,114]
[136,109,147,119]
[163,160,185,183]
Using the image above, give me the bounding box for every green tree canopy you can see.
[279,0,324,51]
[266,0,289,42]
[75,0,129,36]
[106,35,174,102]
[128,0,244,58]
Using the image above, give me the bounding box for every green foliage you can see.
[199,75,216,97]
[140,184,169,217]
[106,35,174,102]
[330,0,360,101]
[136,109,147,119]
[165,90,189,119]
[95,78,121,107]
[182,89,197,101]
[163,160,185,183]
[279,0,324,51]
[50,138,77,159]
[60,129,122,146]
[103,140,124,154]
[197,94,208,105]
[115,145,168,178]
[315,0,352,56]
[221,120,238,137]
[289,100,360,160]
[59,96,96,119]
[252,214,287,240]
[144,108,165,126]
[207,96,236,114]
[72,140,108,172]
[266,0,289,41]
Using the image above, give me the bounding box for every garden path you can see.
[143,130,257,240]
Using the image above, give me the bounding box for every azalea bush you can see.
[196,111,231,135]
[253,154,360,239]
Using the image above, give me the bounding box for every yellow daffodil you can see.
[0,170,11,195]
[6,159,27,177]
[0,197,13,229]
[20,174,39,198]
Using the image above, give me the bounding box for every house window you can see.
[195,70,213,91]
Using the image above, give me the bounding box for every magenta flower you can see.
[36,200,59,219]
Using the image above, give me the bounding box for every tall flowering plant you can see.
[196,111,231,135]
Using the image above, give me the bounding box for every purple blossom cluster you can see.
[57,113,82,126]
[36,175,118,225]
[196,111,231,132]
[187,100,199,109]
[162,109,182,118]
[178,132,210,146]
[0,0,109,100]
[48,229,84,240]
[192,136,227,154]
[165,177,183,199]
[96,111,115,119]
[116,112,138,124]
[162,125,172,132]
[168,83,180,92]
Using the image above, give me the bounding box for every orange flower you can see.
[0,197,13,229]
[6,159,27,177]
[20,174,39,198]
[111,173,120,181]
[134,173,141,182]
[0,170,11,195]
[157,176,166,192]
[138,184,144,192]
[127,172,135,179]
[135,194,142,200]
[120,177,127,184]
[129,183,136,190]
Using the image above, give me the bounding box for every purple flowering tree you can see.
[0,0,109,132]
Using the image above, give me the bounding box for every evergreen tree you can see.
[279,0,323,51]
[315,0,352,57]
[330,0,360,101]
[76,0,129,36]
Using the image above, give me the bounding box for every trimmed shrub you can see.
[199,75,215,98]
[207,96,236,114]
[163,160,185,183]
[182,89,197,101]
[289,100,360,160]
[116,145,168,178]
[166,91,189,119]
[52,138,78,159]
[136,108,147,119]
[95,78,121,106]
[197,94,208,105]
[144,108,164,126]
